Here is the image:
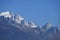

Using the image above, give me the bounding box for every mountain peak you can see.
[46,22,52,27]
[45,22,52,29]
[0,11,12,18]
[0,11,24,24]
[42,22,52,30]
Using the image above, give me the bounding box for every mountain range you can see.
[0,11,60,40]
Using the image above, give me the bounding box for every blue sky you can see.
[0,0,60,26]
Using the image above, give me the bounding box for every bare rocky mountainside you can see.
[0,11,60,40]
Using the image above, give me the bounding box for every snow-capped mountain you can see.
[0,11,37,28]
[0,11,24,24]
[0,11,60,40]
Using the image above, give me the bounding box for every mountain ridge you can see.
[0,11,60,40]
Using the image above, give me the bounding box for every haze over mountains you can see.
[0,11,60,40]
